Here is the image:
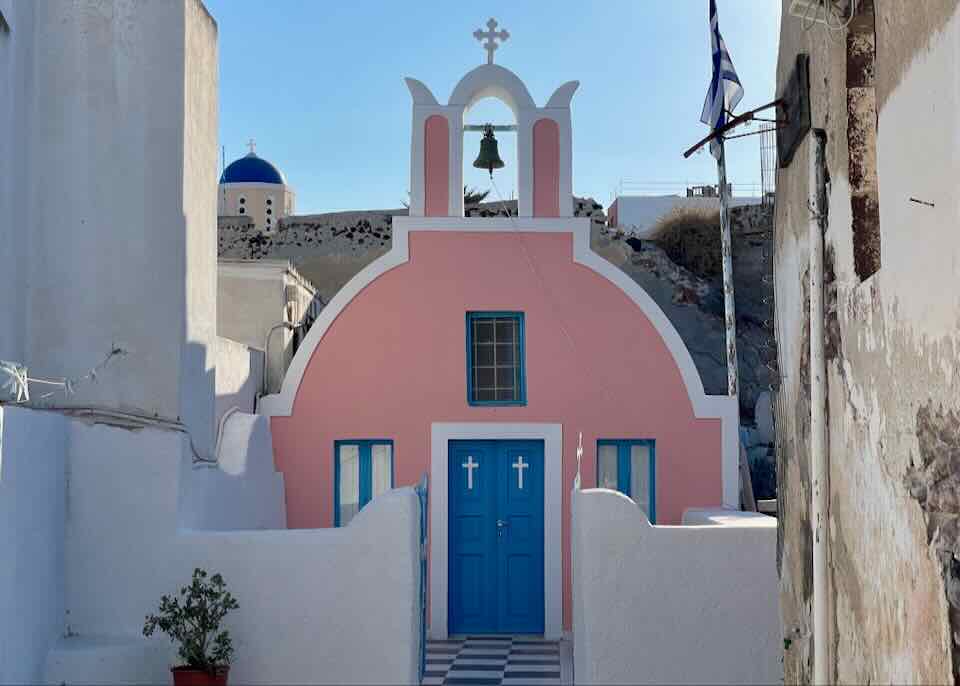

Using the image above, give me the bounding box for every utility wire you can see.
[488,176,614,406]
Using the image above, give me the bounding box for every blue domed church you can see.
[217,141,295,231]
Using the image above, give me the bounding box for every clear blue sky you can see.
[204,0,780,213]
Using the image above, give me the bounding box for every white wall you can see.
[0,0,28,365]
[51,417,419,685]
[214,336,264,424]
[217,260,317,394]
[180,412,286,531]
[180,0,219,460]
[217,267,284,394]
[0,0,217,454]
[0,407,67,685]
[572,488,781,685]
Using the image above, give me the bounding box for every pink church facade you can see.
[261,60,738,639]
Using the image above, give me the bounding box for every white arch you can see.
[258,217,739,509]
[448,64,536,116]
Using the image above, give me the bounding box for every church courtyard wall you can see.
[0,405,421,685]
[572,487,781,685]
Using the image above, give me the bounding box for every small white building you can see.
[608,189,761,237]
[217,258,321,396]
[217,145,295,232]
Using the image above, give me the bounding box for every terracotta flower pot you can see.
[170,666,229,686]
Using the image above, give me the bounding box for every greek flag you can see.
[700,0,743,159]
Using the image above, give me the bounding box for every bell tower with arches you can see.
[404,19,578,218]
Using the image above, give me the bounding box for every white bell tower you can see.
[404,19,578,219]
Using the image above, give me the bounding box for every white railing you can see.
[616,179,763,198]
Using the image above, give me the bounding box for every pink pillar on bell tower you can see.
[424,115,450,217]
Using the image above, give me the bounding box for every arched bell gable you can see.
[404,64,576,218]
[448,64,537,115]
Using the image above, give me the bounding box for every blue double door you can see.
[449,440,545,635]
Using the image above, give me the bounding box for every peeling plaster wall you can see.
[774,1,960,682]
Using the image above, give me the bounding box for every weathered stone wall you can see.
[218,211,399,304]
[774,1,960,683]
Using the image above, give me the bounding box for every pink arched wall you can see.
[270,229,723,631]
[424,115,449,217]
[533,118,560,217]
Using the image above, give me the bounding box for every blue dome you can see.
[219,152,285,185]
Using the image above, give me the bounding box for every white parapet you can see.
[572,488,781,685]
[180,411,286,531]
[60,411,422,685]
[0,405,421,686]
[0,406,68,685]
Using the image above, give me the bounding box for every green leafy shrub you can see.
[143,568,239,672]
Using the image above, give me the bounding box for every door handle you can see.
[496,519,509,536]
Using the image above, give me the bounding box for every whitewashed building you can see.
[217,258,322,396]
[608,189,761,237]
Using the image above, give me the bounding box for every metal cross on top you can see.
[247,138,256,154]
[473,18,509,65]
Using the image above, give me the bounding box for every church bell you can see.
[473,124,505,176]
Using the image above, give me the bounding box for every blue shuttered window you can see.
[334,440,394,526]
[597,439,656,523]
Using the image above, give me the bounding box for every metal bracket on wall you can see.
[682,99,786,159]
[777,54,812,168]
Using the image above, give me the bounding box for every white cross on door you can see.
[513,456,528,490]
[462,456,478,490]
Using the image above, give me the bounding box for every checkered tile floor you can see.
[423,636,563,686]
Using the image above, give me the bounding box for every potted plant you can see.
[143,568,239,686]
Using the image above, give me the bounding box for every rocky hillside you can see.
[593,203,777,498]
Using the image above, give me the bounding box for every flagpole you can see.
[716,135,740,400]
